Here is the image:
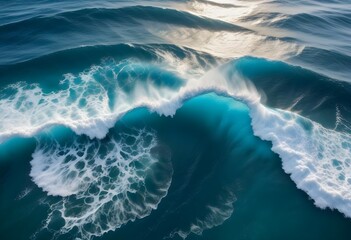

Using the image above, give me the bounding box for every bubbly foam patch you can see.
[249,104,351,217]
[168,189,236,239]
[0,56,193,143]
[0,66,112,142]
[30,129,173,239]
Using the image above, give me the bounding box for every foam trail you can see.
[31,129,173,239]
[168,189,236,239]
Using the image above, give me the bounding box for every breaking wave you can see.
[1,47,351,222]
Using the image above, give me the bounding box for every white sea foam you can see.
[0,69,113,142]
[249,104,351,217]
[31,129,173,239]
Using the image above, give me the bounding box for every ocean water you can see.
[1,0,351,239]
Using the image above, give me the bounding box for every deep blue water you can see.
[1,1,351,239]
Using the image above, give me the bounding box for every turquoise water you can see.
[1,1,351,239]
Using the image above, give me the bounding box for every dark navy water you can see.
[1,1,351,239]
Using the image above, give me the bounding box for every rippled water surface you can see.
[1,0,351,239]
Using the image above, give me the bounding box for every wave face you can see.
[1,0,351,240]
